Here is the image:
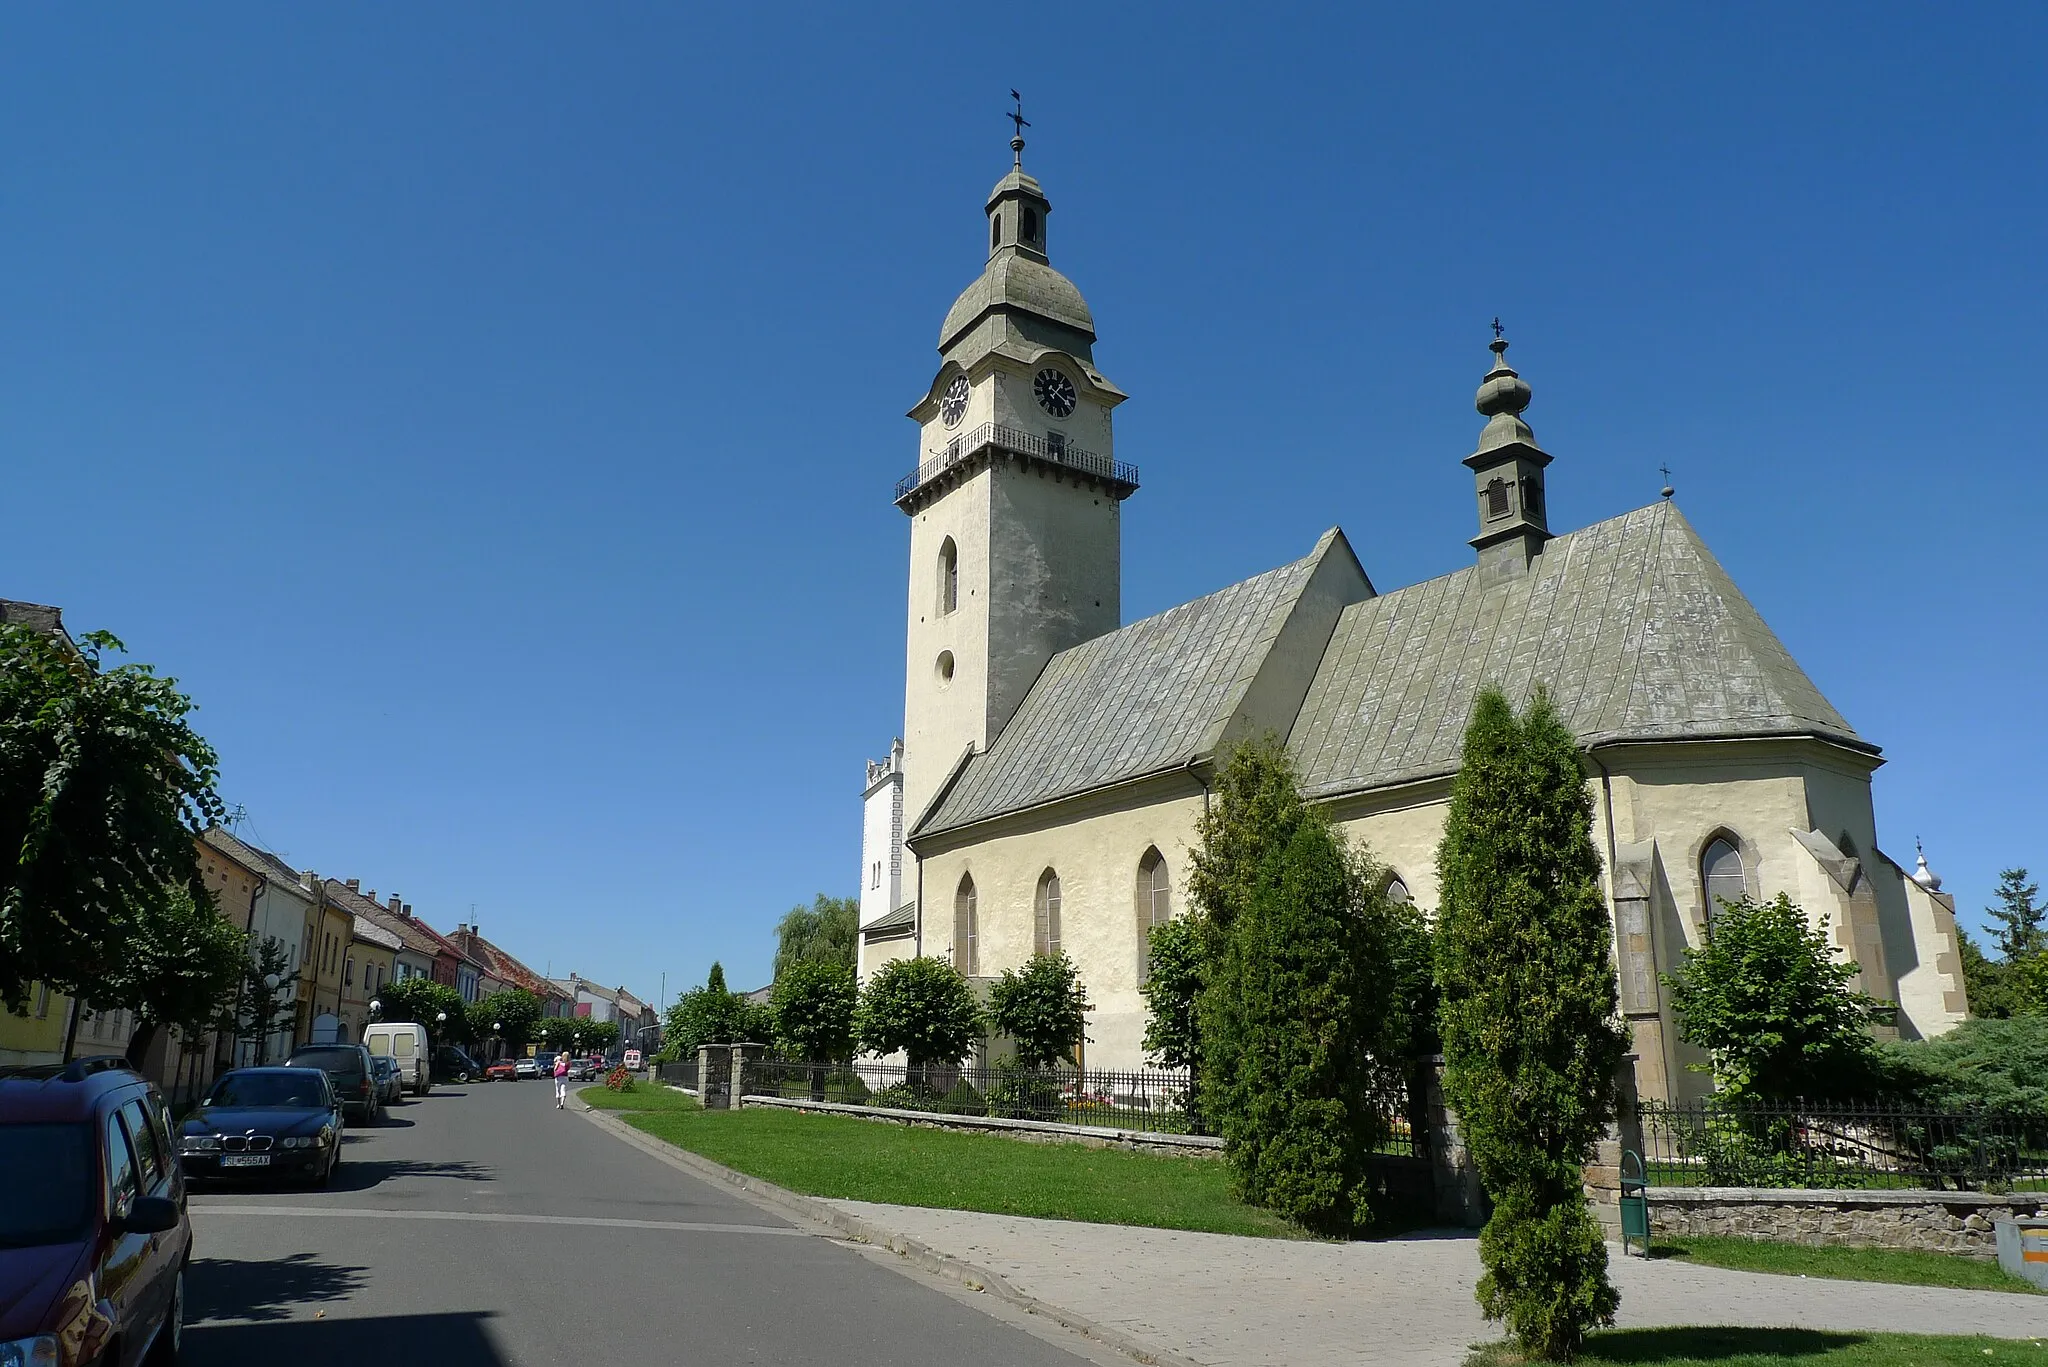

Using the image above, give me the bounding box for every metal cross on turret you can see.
[1008,90,1030,165]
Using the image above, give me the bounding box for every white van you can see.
[364,1022,431,1097]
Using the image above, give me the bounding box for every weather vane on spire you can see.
[1008,90,1030,166]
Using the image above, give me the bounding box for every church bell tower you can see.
[893,121,1137,835]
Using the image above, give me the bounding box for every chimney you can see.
[345,879,360,893]
[401,902,412,919]
[300,870,317,890]
[387,894,401,912]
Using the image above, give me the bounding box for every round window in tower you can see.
[936,651,955,687]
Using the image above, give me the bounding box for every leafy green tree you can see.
[772,894,859,979]
[661,962,753,1057]
[0,625,224,1011]
[2010,952,2048,1018]
[1191,737,1413,1237]
[375,977,468,1049]
[237,936,300,1064]
[1986,868,2044,961]
[1436,687,1628,1363]
[541,1016,622,1052]
[85,884,245,1066]
[771,960,858,1060]
[855,955,983,1088]
[989,952,1092,1069]
[1140,916,1207,1072]
[469,988,542,1055]
[1663,893,1882,1104]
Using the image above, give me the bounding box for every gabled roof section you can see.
[350,915,402,953]
[323,880,455,961]
[915,529,1372,839]
[1290,500,1869,799]
[202,828,313,898]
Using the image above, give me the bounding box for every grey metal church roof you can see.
[1290,500,1869,799]
[916,547,1329,838]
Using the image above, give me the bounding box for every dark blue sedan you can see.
[178,1067,343,1185]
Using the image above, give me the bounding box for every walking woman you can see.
[553,1050,570,1109]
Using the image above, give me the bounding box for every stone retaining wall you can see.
[1649,1187,2048,1258]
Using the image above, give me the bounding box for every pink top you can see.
[553,1056,569,1078]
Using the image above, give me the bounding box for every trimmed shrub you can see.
[1436,687,1628,1362]
[989,951,1092,1069]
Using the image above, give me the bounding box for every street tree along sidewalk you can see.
[1436,687,1628,1364]
[0,624,225,1020]
[375,977,470,1049]
[94,883,246,1066]
[855,955,982,1090]
[988,951,1092,1069]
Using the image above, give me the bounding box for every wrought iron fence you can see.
[737,1058,1426,1154]
[653,1058,700,1090]
[1636,1098,2048,1192]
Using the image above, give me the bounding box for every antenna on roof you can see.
[225,803,248,832]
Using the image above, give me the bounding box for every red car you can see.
[483,1060,519,1082]
[0,1055,191,1367]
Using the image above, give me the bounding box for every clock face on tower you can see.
[940,375,969,428]
[1033,368,1077,418]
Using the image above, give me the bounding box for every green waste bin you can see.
[1619,1150,1650,1257]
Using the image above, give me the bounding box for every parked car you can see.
[484,1060,519,1082]
[369,1055,404,1106]
[569,1057,598,1081]
[0,1055,192,1367]
[514,1057,539,1080]
[178,1066,342,1187]
[287,1042,382,1124]
[364,1021,431,1097]
[433,1046,482,1083]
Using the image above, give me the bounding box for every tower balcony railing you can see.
[894,422,1140,503]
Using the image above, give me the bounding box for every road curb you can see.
[576,1100,1202,1367]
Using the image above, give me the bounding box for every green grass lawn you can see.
[1651,1234,2043,1295]
[581,1085,1299,1238]
[1467,1328,2047,1366]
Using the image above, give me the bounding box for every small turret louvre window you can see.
[1701,836,1746,922]
[954,876,978,976]
[992,215,1001,250]
[1035,870,1062,957]
[938,538,958,615]
[1022,206,1039,241]
[1486,477,1511,519]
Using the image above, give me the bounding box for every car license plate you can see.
[221,1154,270,1168]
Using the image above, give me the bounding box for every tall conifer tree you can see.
[1436,688,1627,1362]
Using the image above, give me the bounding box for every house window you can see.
[1384,875,1413,906]
[34,983,49,1019]
[954,875,979,976]
[1035,870,1062,957]
[1701,835,1746,923]
[938,537,958,615]
[344,956,354,988]
[1486,477,1511,519]
[1135,849,1170,984]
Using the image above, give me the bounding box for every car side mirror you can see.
[117,1196,180,1236]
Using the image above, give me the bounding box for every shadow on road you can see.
[367,1115,416,1129]
[187,1252,368,1324]
[187,1311,505,1367]
[329,1157,494,1192]
[1579,1328,1867,1362]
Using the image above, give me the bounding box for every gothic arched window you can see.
[1701,835,1746,923]
[1384,874,1413,906]
[1035,869,1062,957]
[954,875,979,976]
[938,538,958,616]
[1135,848,1169,982]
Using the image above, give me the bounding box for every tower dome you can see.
[935,145,1103,372]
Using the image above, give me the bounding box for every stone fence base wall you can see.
[1649,1187,2048,1258]
[738,1094,1224,1159]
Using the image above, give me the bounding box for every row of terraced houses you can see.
[0,598,659,1100]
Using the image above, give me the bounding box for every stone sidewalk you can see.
[827,1201,2048,1367]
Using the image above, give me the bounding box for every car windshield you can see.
[205,1073,328,1109]
[0,1123,94,1248]
[289,1049,362,1073]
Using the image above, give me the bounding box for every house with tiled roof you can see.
[854,147,1968,1100]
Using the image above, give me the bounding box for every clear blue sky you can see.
[4,6,2041,1003]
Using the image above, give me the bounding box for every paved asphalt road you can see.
[183,1079,1116,1367]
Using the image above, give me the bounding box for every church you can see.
[854,139,1967,1103]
